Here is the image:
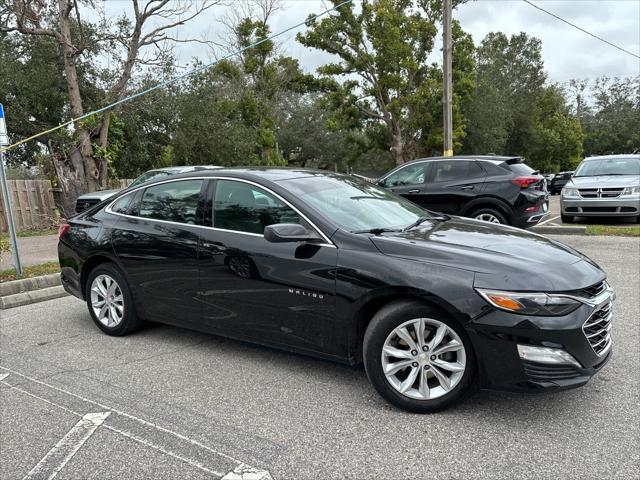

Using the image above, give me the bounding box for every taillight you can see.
[58,224,70,238]
[524,205,540,213]
[511,176,540,189]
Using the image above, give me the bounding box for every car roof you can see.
[401,155,522,166]
[582,154,640,161]
[148,167,335,183]
[151,165,222,173]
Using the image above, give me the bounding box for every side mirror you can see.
[377,179,387,187]
[264,223,321,243]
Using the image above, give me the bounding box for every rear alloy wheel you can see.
[471,208,507,225]
[86,263,141,336]
[364,301,475,412]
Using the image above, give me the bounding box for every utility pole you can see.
[442,0,453,157]
[0,104,22,275]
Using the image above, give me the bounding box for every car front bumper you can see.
[469,286,614,392]
[561,196,640,217]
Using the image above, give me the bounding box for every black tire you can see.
[85,262,141,336]
[470,207,508,225]
[363,300,476,413]
[561,213,574,224]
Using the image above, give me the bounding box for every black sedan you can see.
[58,169,614,412]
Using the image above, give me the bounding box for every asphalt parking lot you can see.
[1,235,639,479]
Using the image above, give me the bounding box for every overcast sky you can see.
[103,0,640,83]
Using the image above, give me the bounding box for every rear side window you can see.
[214,180,302,235]
[111,194,134,214]
[508,163,536,175]
[430,161,485,182]
[139,180,203,224]
[383,163,428,187]
[480,162,511,176]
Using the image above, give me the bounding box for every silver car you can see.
[75,166,221,213]
[561,154,640,223]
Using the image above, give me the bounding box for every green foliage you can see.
[578,77,640,156]
[462,32,583,172]
[298,0,475,164]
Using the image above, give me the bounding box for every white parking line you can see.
[1,379,224,478]
[0,373,8,381]
[1,366,273,479]
[22,411,110,480]
[537,215,560,226]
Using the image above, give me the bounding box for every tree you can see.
[462,32,583,172]
[579,77,640,156]
[1,0,222,216]
[299,0,471,166]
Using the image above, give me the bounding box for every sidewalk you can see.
[1,234,58,269]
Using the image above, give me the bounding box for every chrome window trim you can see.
[104,176,336,248]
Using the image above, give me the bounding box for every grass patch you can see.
[0,227,58,242]
[585,225,640,237]
[0,262,60,282]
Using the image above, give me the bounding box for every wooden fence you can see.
[0,179,134,232]
[0,180,58,233]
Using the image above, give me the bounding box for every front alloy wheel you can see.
[363,300,475,412]
[381,318,466,400]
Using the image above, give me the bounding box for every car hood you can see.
[568,175,639,188]
[76,189,120,201]
[369,217,604,291]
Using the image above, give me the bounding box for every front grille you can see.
[522,361,581,381]
[578,188,598,198]
[564,280,607,299]
[600,188,623,198]
[582,206,618,213]
[578,187,623,198]
[75,198,100,213]
[583,301,613,356]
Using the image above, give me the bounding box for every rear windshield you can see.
[507,163,536,175]
[574,157,640,177]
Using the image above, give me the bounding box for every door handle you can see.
[408,189,421,194]
[460,185,474,191]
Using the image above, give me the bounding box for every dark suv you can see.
[549,171,574,195]
[377,156,548,228]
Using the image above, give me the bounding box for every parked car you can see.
[59,168,613,412]
[561,154,640,223]
[377,156,548,228]
[74,166,221,213]
[549,171,574,195]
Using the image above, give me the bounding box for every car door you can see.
[420,160,487,214]
[197,178,339,356]
[379,162,430,205]
[110,179,204,327]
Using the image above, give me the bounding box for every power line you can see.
[522,0,640,60]
[0,0,354,154]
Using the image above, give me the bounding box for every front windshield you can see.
[129,170,172,188]
[281,175,428,231]
[574,157,640,177]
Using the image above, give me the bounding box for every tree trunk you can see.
[391,124,405,165]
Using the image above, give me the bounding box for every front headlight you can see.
[621,185,640,197]
[476,289,582,316]
[562,187,580,198]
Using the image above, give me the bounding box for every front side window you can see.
[383,163,427,187]
[139,180,203,224]
[214,180,302,234]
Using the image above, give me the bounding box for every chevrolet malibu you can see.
[58,169,614,412]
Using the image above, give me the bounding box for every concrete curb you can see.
[0,273,69,309]
[0,285,69,309]
[530,225,587,235]
[0,273,61,297]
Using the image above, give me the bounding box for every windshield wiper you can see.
[402,215,449,231]
[352,227,403,235]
